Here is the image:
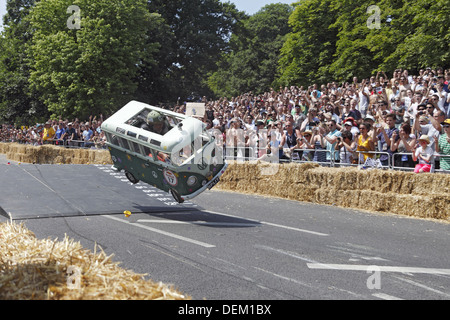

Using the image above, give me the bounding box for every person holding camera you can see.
[373,114,400,166]
[413,106,444,152]
[390,122,416,168]
[392,97,406,128]
[337,131,357,165]
[296,130,314,161]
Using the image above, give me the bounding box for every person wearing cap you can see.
[252,120,267,159]
[435,119,450,171]
[342,118,359,140]
[66,122,79,147]
[412,135,434,173]
[42,121,56,144]
[363,114,377,137]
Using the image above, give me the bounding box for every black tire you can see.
[170,189,184,204]
[125,171,139,184]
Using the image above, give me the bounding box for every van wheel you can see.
[170,189,184,204]
[125,171,139,184]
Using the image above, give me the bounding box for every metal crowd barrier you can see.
[223,146,449,174]
[43,139,106,149]
[391,152,415,172]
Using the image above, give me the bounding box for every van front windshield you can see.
[170,130,212,167]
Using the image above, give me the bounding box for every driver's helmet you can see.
[147,111,166,125]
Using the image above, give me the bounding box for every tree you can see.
[28,0,155,119]
[133,12,175,105]
[277,0,449,86]
[378,0,450,71]
[0,0,47,125]
[145,0,241,102]
[208,3,294,97]
[276,0,338,87]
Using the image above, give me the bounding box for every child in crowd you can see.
[412,135,434,173]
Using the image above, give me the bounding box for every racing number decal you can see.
[163,169,178,187]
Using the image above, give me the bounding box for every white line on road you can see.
[253,266,316,289]
[204,210,329,237]
[392,275,450,298]
[307,263,450,275]
[137,219,260,228]
[103,215,216,248]
[372,293,404,300]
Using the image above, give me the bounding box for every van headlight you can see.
[187,176,197,186]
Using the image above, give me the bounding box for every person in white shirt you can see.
[434,84,448,114]
[413,135,434,173]
[358,82,369,118]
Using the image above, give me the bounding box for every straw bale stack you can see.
[0,143,112,165]
[0,222,190,300]
[216,161,450,221]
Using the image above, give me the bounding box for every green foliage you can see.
[208,3,294,98]
[146,0,241,102]
[0,0,47,125]
[276,0,338,87]
[278,0,450,86]
[28,0,153,119]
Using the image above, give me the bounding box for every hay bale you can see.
[216,162,450,221]
[0,143,112,165]
[0,222,190,300]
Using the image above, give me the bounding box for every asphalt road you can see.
[1,158,449,301]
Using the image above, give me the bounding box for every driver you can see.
[142,111,169,135]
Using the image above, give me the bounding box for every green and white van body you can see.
[101,101,228,203]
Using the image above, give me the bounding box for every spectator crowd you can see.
[1,67,450,173]
[0,115,107,149]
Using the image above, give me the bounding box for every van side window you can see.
[142,146,153,157]
[128,141,142,154]
[106,132,128,150]
[117,137,128,149]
